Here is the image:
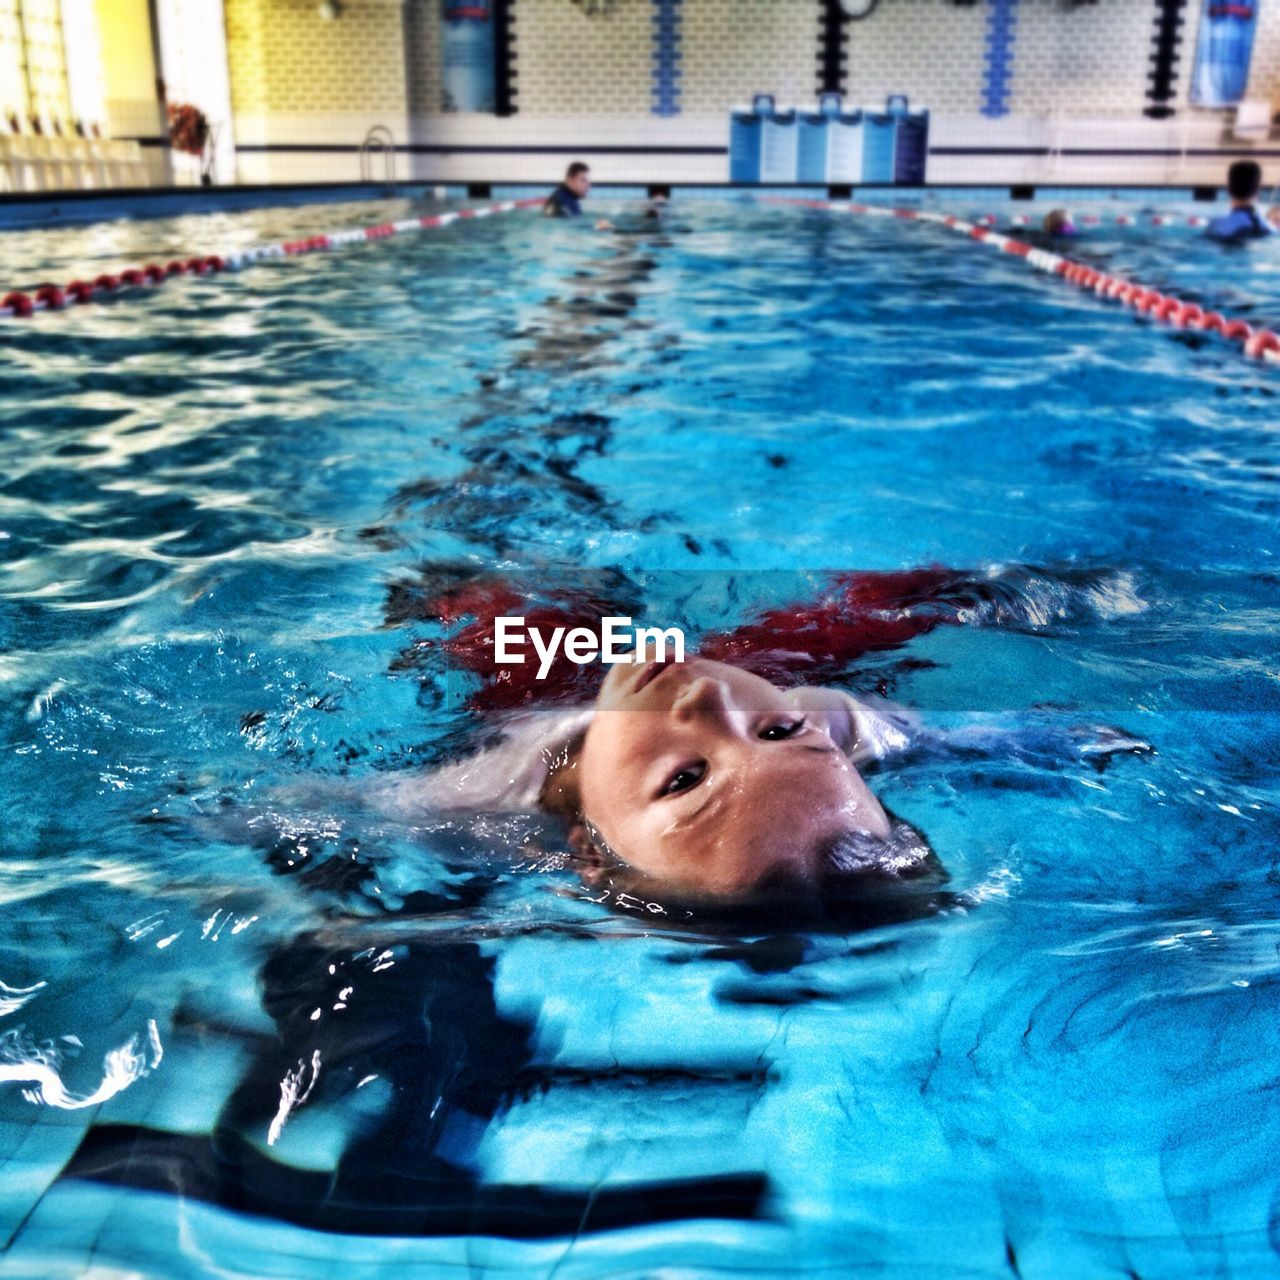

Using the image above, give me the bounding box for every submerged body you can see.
[1207,203,1274,242]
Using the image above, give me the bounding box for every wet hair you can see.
[576,817,953,935]
[815,819,935,883]
[1228,160,1263,202]
[566,161,590,180]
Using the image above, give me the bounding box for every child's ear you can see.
[538,730,584,820]
[566,823,611,887]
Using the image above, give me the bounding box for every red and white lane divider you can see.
[1003,212,1211,228]
[0,198,544,320]
[768,197,1280,364]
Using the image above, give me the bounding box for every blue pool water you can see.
[1,195,1279,1278]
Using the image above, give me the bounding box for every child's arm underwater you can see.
[367,684,919,821]
[786,685,1150,772]
[266,677,1146,835]
[250,687,910,835]
[786,685,919,765]
[364,705,595,819]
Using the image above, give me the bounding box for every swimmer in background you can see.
[543,160,613,231]
[1207,160,1275,242]
[600,194,676,240]
[1043,208,1078,237]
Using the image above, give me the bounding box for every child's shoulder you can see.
[373,704,595,817]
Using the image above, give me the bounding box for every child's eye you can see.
[758,719,805,741]
[661,762,706,796]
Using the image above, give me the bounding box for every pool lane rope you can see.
[0,197,545,320]
[1005,212,1212,228]
[766,197,1280,364]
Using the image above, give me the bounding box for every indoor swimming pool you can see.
[2,194,1279,1277]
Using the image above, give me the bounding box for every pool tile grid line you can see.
[0,197,546,320]
[763,195,1280,364]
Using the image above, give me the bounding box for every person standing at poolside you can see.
[544,161,612,230]
[1208,160,1275,242]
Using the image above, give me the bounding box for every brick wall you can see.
[225,0,268,118]
[500,0,1244,124]
[512,0,652,116]
[226,0,407,122]
[27,0,1280,190]
[841,0,986,116]
[225,0,411,181]
[1010,0,1176,118]
[680,0,816,116]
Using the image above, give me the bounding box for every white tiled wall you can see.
[1010,0,1165,118]
[31,0,1280,191]
[486,0,1264,125]
[512,0,652,116]
[679,0,817,116]
[842,0,986,115]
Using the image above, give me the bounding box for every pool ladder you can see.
[360,125,397,190]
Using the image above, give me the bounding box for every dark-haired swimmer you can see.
[1043,208,1078,237]
[543,160,613,231]
[310,567,1151,906]
[1208,160,1275,242]
[367,654,927,902]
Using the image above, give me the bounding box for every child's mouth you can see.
[632,656,683,693]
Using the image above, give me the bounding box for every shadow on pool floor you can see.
[57,1122,768,1238]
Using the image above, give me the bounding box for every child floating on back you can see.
[394,651,925,901]
[349,568,1148,905]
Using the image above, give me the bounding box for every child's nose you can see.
[671,676,736,726]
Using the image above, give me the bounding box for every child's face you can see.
[577,658,890,897]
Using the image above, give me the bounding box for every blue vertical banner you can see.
[442,0,496,114]
[652,0,682,117]
[1191,0,1259,106]
[981,0,1019,119]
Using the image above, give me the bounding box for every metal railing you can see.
[359,125,396,188]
